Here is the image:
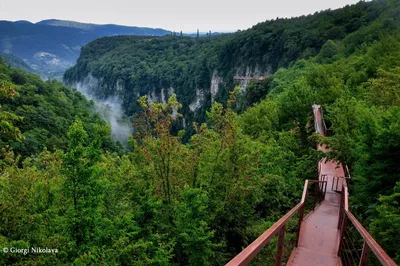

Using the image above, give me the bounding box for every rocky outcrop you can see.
[211,70,222,103]
[189,88,205,112]
[234,66,271,92]
[147,87,175,104]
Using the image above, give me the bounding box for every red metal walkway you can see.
[287,170,344,265]
[286,106,344,265]
[226,105,397,266]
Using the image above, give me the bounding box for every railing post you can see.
[296,205,305,247]
[336,177,340,191]
[359,241,371,266]
[338,191,344,229]
[275,225,286,266]
[337,215,347,256]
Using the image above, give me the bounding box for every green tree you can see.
[370,182,400,263]
[133,94,191,204]
[0,80,23,143]
[175,187,216,265]
[62,120,103,251]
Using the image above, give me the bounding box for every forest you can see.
[1,0,400,265]
[64,0,391,138]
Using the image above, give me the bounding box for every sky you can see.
[0,0,365,32]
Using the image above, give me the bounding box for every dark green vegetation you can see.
[1,58,316,265]
[0,58,119,160]
[0,20,171,79]
[64,35,223,137]
[64,0,390,138]
[1,0,400,265]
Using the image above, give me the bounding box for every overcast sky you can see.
[0,0,365,32]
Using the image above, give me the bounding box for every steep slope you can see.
[0,20,171,79]
[64,0,390,136]
[0,57,119,158]
[0,52,36,74]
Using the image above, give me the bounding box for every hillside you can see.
[0,20,171,79]
[0,57,120,159]
[1,0,400,265]
[64,0,391,137]
[0,52,36,74]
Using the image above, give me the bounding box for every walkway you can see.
[226,104,396,266]
[287,105,344,266]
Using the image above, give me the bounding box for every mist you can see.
[74,74,132,145]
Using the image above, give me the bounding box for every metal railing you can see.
[313,104,395,265]
[313,104,328,136]
[225,179,327,266]
[320,105,328,135]
[337,179,397,266]
[332,176,351,192]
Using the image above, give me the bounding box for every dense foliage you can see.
[0,78,316,264]
[65,34,224,137]
[0,58,119,159]
[1,0,400,264]
[238,1,400,260]
[64,0,390,138]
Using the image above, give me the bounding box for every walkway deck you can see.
[226,104,395,266]
[287,106,344,266]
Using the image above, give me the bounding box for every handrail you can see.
[226,179,327,266]
[338,171,396,266]
[313,104,395,265]
[342,161,351,180]
[312,104,321,134]
[345,211,396,266]
[313,104,328,136]
[301,179,309,203]
[225,202,303,266]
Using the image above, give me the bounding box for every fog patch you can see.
[74,74,132,145]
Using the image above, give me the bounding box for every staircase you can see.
[226,105,397,266]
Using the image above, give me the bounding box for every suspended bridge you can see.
[226,105,397,266]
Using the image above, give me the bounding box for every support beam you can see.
[359,242,371,266]
[275,225,286,266]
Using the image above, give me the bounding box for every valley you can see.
[1,0,400,265]
[0,19,172,79]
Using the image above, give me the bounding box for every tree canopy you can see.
[1,0,400,264]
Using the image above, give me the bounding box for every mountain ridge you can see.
[37,19,170,32]
[0,19,172,79]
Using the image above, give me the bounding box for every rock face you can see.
[211,71,222,103]
[147,88,176,105]
[189,89,205,112]
[234,65,272,92]
[69,65,270,119]
[63,61,273,144]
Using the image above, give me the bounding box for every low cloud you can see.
[74,74,132,145]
